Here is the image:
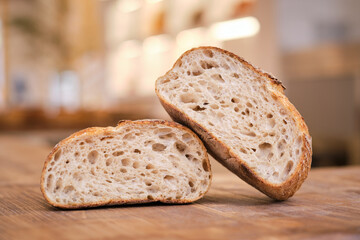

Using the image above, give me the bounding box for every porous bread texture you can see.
[41,120,212,209]
[155,47,312,200]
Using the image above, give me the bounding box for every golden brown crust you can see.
[40,120,212,209]
[155,46,312,200]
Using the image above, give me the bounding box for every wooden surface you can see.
[0,132,359,240]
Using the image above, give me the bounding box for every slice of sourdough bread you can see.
[41,120,212,209]
[155,46,312,200]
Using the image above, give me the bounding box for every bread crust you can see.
[155,46,312,200]
[40,120,212,209]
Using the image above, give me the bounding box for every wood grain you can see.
[0,133,359,240]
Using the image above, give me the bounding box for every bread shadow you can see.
[196,194,282,207]
[42,200,193,211]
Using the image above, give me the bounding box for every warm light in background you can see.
[210,16,260,41]
[143,34,172,55]
[118,0,142,13]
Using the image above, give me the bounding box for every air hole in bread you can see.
[272,172,279,177]
[145,180,152,186]
[192,105,206,111]
[146,164,154,170]
[283,119,288,125]
[185,154,192,160]
[240,130,256,137]
[113,151,124,156]
[134,149,141,154]
[231,97,240,103]
[133,161,140,169]
[186,70,191,76]
[192,70,203,76]
[211,74,225,83]
[182,133,192,142]
[234,107,239,112]
[48,167,52,172]
[63,185,75,194]
[65,160,70,164]
[79,142,84,146]
[100,136,114,141]
[240,148,247,154]
[246,102,253,108]
[164,175,175,181]
[74,152,79,157]
[180,93,199,103]
[203,49,213,58]
[152,143,166,152]
[159,133,175,139]
[258,143,272,158]
[192,157,200,163]
[54,178,62,192]
[267,113,273,118]
[296,149,300,155]
[232,73,239,78]
[147,195,154,200]
[120,168,127,173]
[106,159,112,166]
[188,181,194,187]
[251,148,256,152]
[200,60,218,69]
[54,149,62,161]
[121,158,131,166]
[208,121,214,126]
[267,119,275,129]
[175,141,186,153]
[284,161,294,176]
[202,160,209,172]
[245,108,250,115]
[47,174,53,188]
[249,123,254,127]
[88,150,99,164]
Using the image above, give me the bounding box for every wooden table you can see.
[0,132,359,239]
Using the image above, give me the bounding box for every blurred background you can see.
[0,0,359,168]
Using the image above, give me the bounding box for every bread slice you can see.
[40,120,212,209]
[155,46,312,200]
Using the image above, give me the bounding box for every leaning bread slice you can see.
[41,120,212,209]
[155,47,312,200]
